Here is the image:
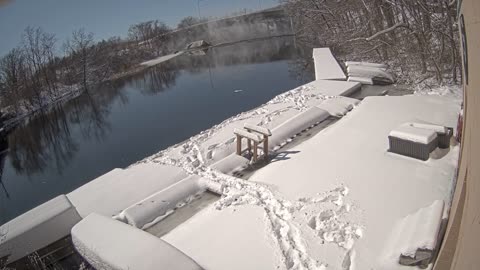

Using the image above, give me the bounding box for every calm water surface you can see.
[0,37,313,225]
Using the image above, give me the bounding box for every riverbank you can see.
[2,34,297,137]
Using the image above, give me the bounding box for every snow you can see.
[67,163,188,218]
[316,97,359,117]
[140,51,184,67]
[269,107,330,150]
[142,80,360,173]
[244,123,272,136]
[2,45,463,270]
[122,175,206,229]
[382,200,444,264]
[389,123,438,144]
[234,128,263,142]
[71,213,202,270]
[312,48,347,81]
[158,94,459,270]
[210,153,250,175]
[348,76,373,85]
[303,80,361,97]
[163,205,286,270]
[0,195,81,264]
[162,168,359,270]
[244,95,460,269]
[345,61,388,69]
[347,65,394,83]
[410,122,448,134]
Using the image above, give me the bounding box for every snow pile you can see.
[382,200,445,266]
[71,213,202,270]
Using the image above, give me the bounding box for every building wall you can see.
[434,1,480,269]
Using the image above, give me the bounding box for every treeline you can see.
[0,16,211,117]
[284,0,460,84]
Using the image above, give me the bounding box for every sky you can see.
[0,0,279,57]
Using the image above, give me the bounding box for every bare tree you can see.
[177,16,208,29]
[64,28,94,91]
[0,48,25,112]
[22,27,58,102]
[283,0,460,84]
[127,20,170,55]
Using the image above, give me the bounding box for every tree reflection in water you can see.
[6,36,312,176]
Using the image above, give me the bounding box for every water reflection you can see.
[9,107,77,176]
[1,37,313,224]
[8,37,309,176]
[0,140,9,199]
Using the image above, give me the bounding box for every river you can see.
[0,37,314,225]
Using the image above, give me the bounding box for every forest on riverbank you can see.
[284,0,460,85]
[0,16,210,119]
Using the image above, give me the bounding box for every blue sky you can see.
[0,0,278,56]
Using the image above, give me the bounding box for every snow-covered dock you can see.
[312,48,347,81]
[140,51,184,67]
[160,94,460,270]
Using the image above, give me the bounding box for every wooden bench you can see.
[233,124,272,162]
